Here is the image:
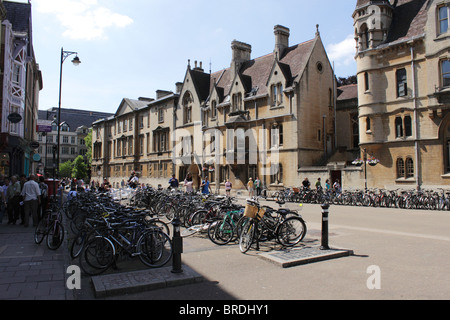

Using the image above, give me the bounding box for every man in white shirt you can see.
[21,174,41,227]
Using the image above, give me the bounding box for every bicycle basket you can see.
[244,204,265,220]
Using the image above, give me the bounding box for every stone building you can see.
[175,25,336,193]
[92,25,337,192]
[353,0,450,189]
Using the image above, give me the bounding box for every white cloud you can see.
[34,0,133,40]
[327,34,356,67]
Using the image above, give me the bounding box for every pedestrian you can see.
[0,176,7,224]
[184,173,193,193]
[7,175,21,224]
[225,179,232,197]
[169,174,179,189]
[21,174,41,227]
[38,176,48,222]
[302,177,310,190]
[200,176,211,195]
[315,178,322,190]
[333,180,341,195]
[254,177,261,196]
[67,186,77,201]
[19,174,27,223]
[247,178,254,198]
[101,178,111,192]
[325,179,331,191]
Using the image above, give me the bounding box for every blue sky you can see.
[23,0,358,114]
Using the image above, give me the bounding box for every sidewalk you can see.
[0,216,72,300]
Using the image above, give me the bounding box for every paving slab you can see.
[258,245,354,268]
[91,265,204,298]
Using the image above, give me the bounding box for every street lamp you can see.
[56,47,81,179]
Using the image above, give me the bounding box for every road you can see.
[76,200,450,300]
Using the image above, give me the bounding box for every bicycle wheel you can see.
[47,220,65,250]
[34,218,48,244]
[79,237,115,276]
[138,230,172,268]
[70,229,88,259]
[208,220,233,245]
[181,225,203,237]
[147,219,170,236]
[276,216,307,247]
[239,219,256,253]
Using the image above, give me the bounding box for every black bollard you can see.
[171,215,183,273]
[320,203,330,250]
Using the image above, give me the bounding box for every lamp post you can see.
[56,47,81,178]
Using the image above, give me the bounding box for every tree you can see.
[72,155,88,180]
[59,160,73,178]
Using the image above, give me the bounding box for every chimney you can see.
[175,82,183,94]
[156,90,173,99]
[193,60,204,72]
[274,25,290,59]
[231,40,252,75]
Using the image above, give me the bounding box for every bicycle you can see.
[79,216,172,275]
[239,199,307,253]
[207,205,249,245]
[34,207,65,250]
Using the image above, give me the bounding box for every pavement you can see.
[0,216,72,300]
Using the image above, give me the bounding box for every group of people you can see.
[0,174,49,227]
[301,177,341,193]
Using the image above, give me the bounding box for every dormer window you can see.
[61,123,69,132]
[232,93,242,111]
[271,83,284,106]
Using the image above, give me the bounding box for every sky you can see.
[20,0,358,114]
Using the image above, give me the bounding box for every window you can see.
[63,136,69,144]
[270,163,283,184]
[366,117,371,132]
[439,6,449,34]
[395,117,403,138]
[396,157,414,179]
[404,116,412,137]
[442,60,450,88]
[12,63,21,84]
[61,123,69,132]
[232,93,242,111]
[211,100,217,119]
[158,108,164,123]
[405,158,414,178]
[395,115,412,138]
[396,68,407,97]
[183,93,193,124]
[271,83,284,106]
[364,72,370,91]
[396,158,405,178]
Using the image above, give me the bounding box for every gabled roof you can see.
[204,37,316,104]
